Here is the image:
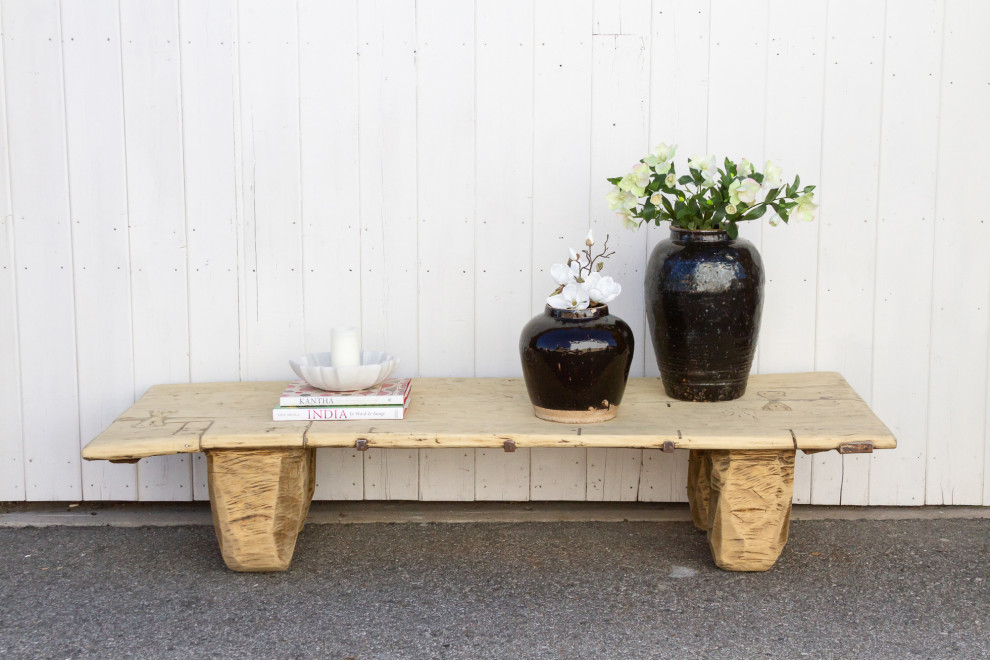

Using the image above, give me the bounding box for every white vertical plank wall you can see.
[1,0,988,506]
[177,0,241,500]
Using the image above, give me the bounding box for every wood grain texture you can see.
[705,449,795,571]
[82,373,895,460]
[687,450,713,531]
[207,448,315,572]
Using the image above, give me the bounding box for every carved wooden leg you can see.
[207,448,316,572]
[705,449,795,571]
[687,450,713,531]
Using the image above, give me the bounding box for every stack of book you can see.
[273,378,412,421]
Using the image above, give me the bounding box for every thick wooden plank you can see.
[707,0,768,254]
[363,449,419,500]
[587,0,651,500]
[0,5,24,500]
[120,0,193,501]
[868,0,942,506]
[927,0,990,506]
[529,0,594,501]
[414,0,476,499]
[177,0,240,502]
[813,0,886,505]
[61,0,137,500]
[474,0,533,379]
[475,449,530,501]
[355,0,421,498]
[83,374,895,461]
[640,1,713,503]
[298,0,363,502]
[237,1,304,379]
[759,0,828,505]
[3,0,82,500]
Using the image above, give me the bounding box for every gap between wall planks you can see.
[1,0,987,505]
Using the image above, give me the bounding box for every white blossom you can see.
[551,262,579,286]
[791,194,818,222]
[736,178,762,205]
[588,275,621,304]
[764,160,783,189]
[547,283,590,310]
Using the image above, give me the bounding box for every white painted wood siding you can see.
[1,0,987,505]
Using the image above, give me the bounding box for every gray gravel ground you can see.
[1,518,988,659]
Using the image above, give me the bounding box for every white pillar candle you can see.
[330,327,361,368]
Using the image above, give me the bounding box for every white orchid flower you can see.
[585,228,595,246]
[738,159,753,177]
[589,275,621,304]
[700,168,719,189]
[551,262,580,286]
[791,194,818,222]
[736,178,761,205]
[650,192,664,206]
[547,283,590,310]
[764,160,783,189]
[664,173,676,188]
[726,204,738,215]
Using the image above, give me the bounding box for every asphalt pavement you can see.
[1,508,988,659]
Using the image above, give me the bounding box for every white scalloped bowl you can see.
[289,351,400,392]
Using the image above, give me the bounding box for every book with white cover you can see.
[272,398,410,421]
[279,378,412,407]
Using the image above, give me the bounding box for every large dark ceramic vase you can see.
[519,305,634,423]
[645,227,764,401]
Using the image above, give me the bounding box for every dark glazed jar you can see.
[519,305,634,423]
[645,227,764,401]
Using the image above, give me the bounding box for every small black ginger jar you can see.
[645,227,764,401]
[519,304,634,423]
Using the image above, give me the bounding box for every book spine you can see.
[279,395,404,407]
[273,407,405,421]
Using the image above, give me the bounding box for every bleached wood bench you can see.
[81,372,895,572]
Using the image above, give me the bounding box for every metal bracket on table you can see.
[355,438,369,451]
[838,441,874,454]
[503,439,516,453]
[662,441,676,453]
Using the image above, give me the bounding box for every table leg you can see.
[704,449,795,572]
[206,447,316,572]
[687,450,713,531]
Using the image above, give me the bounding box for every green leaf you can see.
[648,178,661,193]
[606,177,622,185]
[752,172,764,184]
[745,205,768,220]
[725,222,739,239]
[724,157,734,175]
[661,196,675,215]
[764,188,779,203]
[678,175,693,185]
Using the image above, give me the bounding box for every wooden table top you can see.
[81,372,895,461]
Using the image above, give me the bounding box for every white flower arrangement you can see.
[607,142,818,238]
[546,230,622,311]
